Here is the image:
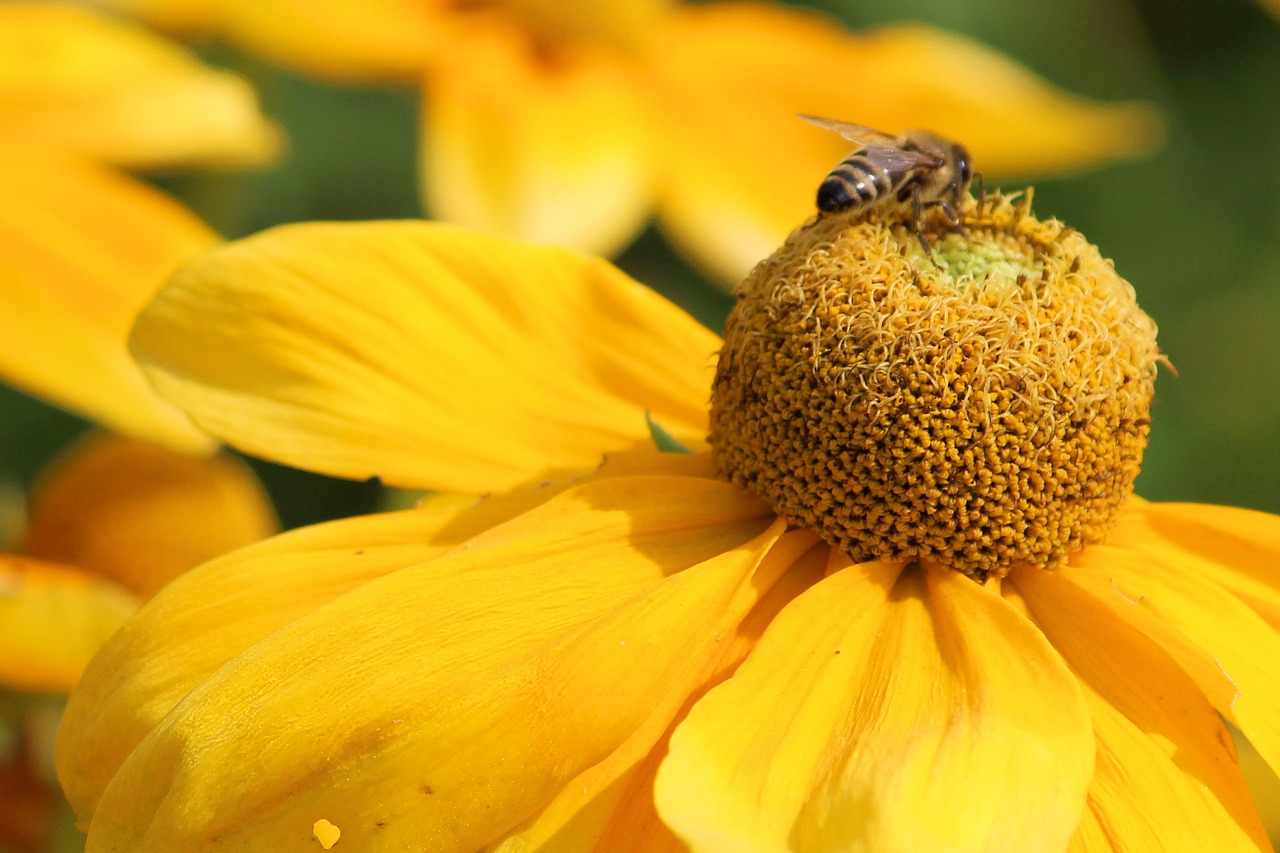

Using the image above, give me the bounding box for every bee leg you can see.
[916,229,936,261]
[922,199,970,240]
[907,185,939,261]
[974,173,987,217]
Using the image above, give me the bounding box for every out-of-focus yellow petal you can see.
[58,481,577,813]
[492,531,828,853]
[0,4,280,168]
[1116,502,1280,627]
[63,476,774,851]
[649,3,1161,284]
[219,0,446,82]
[130,221,719,492]
[83,0,221,34]
[1010,566,1270,850]
[0,148,214,453]
[656,560,1093,853]
[500,0,673,51]
[423,22,656,257]
[19,433,277,598]
[1065,545,1280,796]
[0,556,136,694]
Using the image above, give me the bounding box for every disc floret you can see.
[709,194,1161,577]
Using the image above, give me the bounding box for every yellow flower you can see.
[55,202,1280,851]
[0,431,278,849]
[93,0,1161,283]
[0,2,279,451]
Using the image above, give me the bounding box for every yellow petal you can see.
[1064,545,1280,797]
[0,147,215,453]
[1010,566,1269,850]
[656,561,1093,853]
[423,22,657,258]
[0,4,280,168]
[65,476,774,851]
[650,4,1161,284]
[58,481,570,817]
[18,432,277,598]
[130,221,719,491]
[219,0,447,82]
[493,532,828,853]
[0,556,136,694]
[80,0,222,35]
[1072,695,1267,852]
[1117,502,1280,627]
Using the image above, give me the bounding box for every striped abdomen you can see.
[816,153,897,213]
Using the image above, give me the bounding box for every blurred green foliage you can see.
[1,0,1276,530]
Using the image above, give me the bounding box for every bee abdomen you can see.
[816,158,891,213]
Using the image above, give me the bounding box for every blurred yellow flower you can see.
[92,0,1161,282]
[0,431,277,851]
[56,210,1280,851]
[0,2,279,451]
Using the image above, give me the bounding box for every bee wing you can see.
[797,113,900,147]
[859,145,945,172]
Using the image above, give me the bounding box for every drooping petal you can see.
[1009,566,1270,850]
[1064,544,1280,795]
[656,560,1093,853]
[0,147,215,453]
[129,221,719,492]
[1072,695,1267,852]
[19,432,277,597]
[491,532,829,853]
[422,21,657,258]
[63,476,776,851]
[57,480,573,816]
[0,4,280,168]
[1115,502,1280,627]
[649,3,1161,283]
[0,556,136,694]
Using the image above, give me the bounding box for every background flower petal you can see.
[218,0,446,82]
[0,148,215,453]
[0,4,280,168]
[0,556,136,694]
[422,22,657,258]
[130,221,720,492]
[649,3,1161,283]
[18,432,277,597]
[656,561,1093,853]
[64,476,774,851]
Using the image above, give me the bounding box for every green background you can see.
[2,0,1277,530]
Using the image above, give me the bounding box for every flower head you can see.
[56,205,1280,851]
[712,195,1160,575]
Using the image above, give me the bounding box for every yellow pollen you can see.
[709,192,1161,578]
[313,818,341,849]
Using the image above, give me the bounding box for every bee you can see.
[799,114,974,252]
